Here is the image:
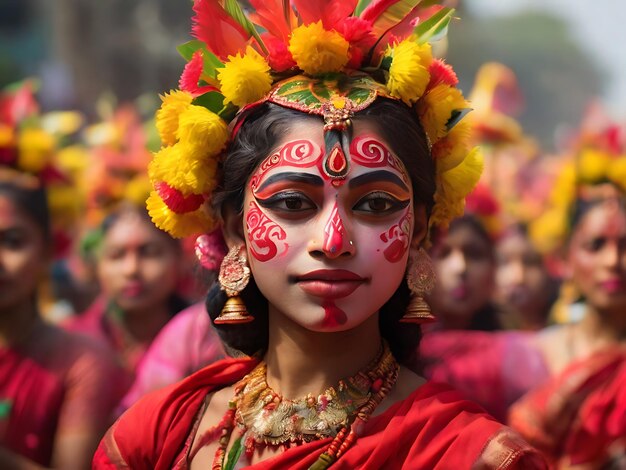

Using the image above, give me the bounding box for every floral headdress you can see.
[0,80,84,257]
[529,112,626,254]
[148,0,482,238]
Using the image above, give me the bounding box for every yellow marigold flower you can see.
[432,119,472,172]
[578,148,610,183]
[218,46,273,107]
[528,207,568,254]
[608,158,626,192]
[47,184,82,224]
[418,84,467,144]
[550,164,576,208]
[17,128,55,173]
[156,90,193,146]
[386,39,432,106]
[176,105,229,157]
[430,148,483,228]
[149,143,219,195]
[289,22,350,75]
[146,191,215,238]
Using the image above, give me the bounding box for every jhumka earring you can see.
[215,245,254,324]
[401,247,436,323]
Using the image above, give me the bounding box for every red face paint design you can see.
[322,202,347,256]
[380,209,412,263]
[245,201,288,262]
[350,135,409,183]
[250,139,323,192]
[323,142,349,181]
[322,301,348,327]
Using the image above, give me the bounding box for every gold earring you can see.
[401,247,436,324]
[215,245,254,324]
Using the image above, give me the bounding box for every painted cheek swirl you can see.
[323,203,347,255]
[380,209,412,263]
[350,136,410,184]
[245,201,288,262]
[250,139,323,192]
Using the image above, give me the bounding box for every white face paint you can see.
[243,119,418,332]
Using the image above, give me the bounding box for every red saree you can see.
[94,358,547,469]
[509,347,626,468]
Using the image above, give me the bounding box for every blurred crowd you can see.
[1,58,626,468]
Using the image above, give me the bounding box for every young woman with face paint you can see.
[93,2,547,468]
[0,177,129,469]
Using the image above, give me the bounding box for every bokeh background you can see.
[0,0,622,149]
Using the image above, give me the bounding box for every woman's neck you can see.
[0,298,40,348]
[113,302,172,344]
[264,308,382,399]
[576,304,626,353]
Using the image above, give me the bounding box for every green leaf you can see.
[193,91,225,114]
[223,0,268,54]
[177,40,224,79]
[413,7,454,44]
[370,0,422,38]
[224,436,244,470]
[354,0,374,17]
[0,400,12,419]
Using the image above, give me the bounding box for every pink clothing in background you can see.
[120,303,224,410]
[419,330,551,422]
[0,321,129,466]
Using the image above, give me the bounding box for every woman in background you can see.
[0,174,128,469]
[65,204,187,373]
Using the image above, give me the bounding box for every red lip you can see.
[449,284,469,300]
[121,282,144,297]
[599,279,625,294]
[296,270,366,299]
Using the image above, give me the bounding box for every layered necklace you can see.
[211,341,399,470]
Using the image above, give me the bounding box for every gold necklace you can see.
[232,342,398,449]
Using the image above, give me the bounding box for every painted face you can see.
[495,231,552,314]
[243,120,418,332]
[568,200,626,314]
[0,195,48,312]
[428,221,496,321]
[97,211,180,314]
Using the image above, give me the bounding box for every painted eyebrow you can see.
[348,170,410,192]
[255,172,324,193]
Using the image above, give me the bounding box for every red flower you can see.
[261,34,296,72]
[179,51,218,97]
[155,181,205,214]
[428,59,459,89]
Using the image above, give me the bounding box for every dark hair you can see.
[0,181,51,240]
[208,100,434,365]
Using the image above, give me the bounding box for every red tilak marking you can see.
[246,201,288,262]
[325,144,348,175]
[323,203,346,255]
[380,210,412,263]
[322,301,347,327]
[250,139,323,191]
[350,135,409,183]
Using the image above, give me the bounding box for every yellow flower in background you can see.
[149,144,218,195]
[47,184,83,225]
[56,145,88,180]
[578,148,611,183]
[418,84,467,144]
[550,164,576,208]
[289,22,350,75]
[156,90,193,146]
[432,118,472,172]
[608,157,626,192]
[146,191,214,238]
[529,207,568,255]
[124,176,153,206]
[0,124,14,147]
[386,39,432,106]
[218,46,272,107]
[17,128,55,173]
[176,105,229,157]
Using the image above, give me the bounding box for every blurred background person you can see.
[0,84,128,469]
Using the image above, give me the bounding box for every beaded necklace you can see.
[211,342,398,470]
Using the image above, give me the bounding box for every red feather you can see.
[291,0,357,30]
[192,0,250,60]
[248,0,294,41]
[179,51,219,97]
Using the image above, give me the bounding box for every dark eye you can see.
[585,238,606,252]
[353,192,409,215]
[1,229,27,250]
[256,192,316,213]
